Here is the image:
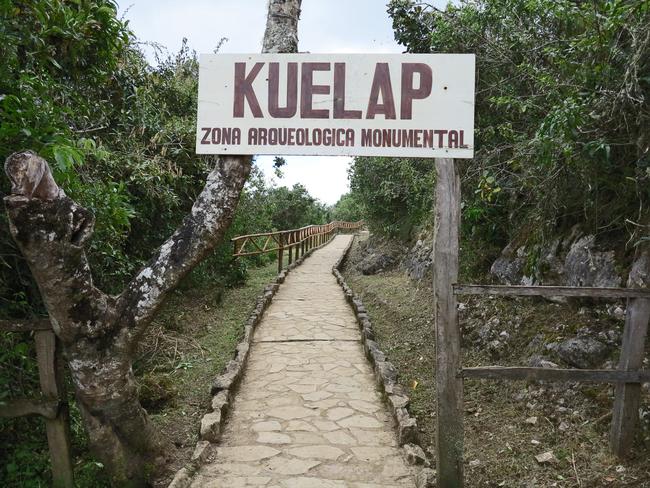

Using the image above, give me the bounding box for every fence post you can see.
[35,330,73,488]
[288,233,293,265]
[610,246,650,457]
[610,299,650,456]
[433,158,464,488]
[278,233,285,273]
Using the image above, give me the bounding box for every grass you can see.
[342,236,650,488]
[0,260,279,488]
[134,260,279,486]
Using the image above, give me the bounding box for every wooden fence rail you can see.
[0,319,73,487]
[232,220,363,272]
[434,158,650,487]
[454,289,650,459]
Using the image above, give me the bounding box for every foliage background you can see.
[347,0,649,267]
[0,1,330,485]
[2,0,649,484]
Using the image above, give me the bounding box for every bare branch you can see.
[119,0,304,338]
[117,155,252,336]
[263,0,302,53]
[4,151,63,200]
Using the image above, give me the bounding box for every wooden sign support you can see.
[433,157,464,487]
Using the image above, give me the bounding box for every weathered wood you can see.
[461,366,650,383]
[610,242,650,458]
[0,318,51,332]
[610,298,650,457]
[231,221,363,257]
[0,398,59,419]
[433,158,464,488]
[278,242,284,273]
[35,331,74,488]
[454,284,650,299]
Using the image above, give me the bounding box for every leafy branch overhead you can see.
[358,0,649,247]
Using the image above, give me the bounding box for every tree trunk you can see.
[3,2,302,485]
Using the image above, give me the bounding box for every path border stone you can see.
[332,236,436,487]
[167,236,345,488]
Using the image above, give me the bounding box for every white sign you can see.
[196,53,475,158]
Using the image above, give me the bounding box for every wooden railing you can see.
[452,284,650,460]
[232,220,363,272]
[0,319,73,487]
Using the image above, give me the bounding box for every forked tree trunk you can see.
[3,1,302,485]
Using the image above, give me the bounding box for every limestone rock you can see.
[191,440,211,464]
[528,355,559,369]
[403,443,428,466]
[490,230,622,288]
[564,235,621,288]
[167,467,192,488]
[556,337,609,368]
[535,451,558,464]
[199,411,222,442]
[415,467,437,488]
[211,390,230,415]
[402,239,433,280]
[490,243,528,285]
[357,251,396,275]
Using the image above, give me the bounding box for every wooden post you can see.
[610,247,650,457]
[433,158,464,487]
[288,240,293,265]
[35,330,73,488]
[278,234,285,273]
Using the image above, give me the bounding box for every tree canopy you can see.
[348,0,649,258]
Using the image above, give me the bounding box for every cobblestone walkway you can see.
[190,235,415,487]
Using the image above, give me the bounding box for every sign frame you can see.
[196,53,475,159]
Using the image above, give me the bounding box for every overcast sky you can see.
[116,0,412,205]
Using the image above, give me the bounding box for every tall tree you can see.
[3,0,302,485]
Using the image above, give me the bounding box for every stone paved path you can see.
[190,235,416,488]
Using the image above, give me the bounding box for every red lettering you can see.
[449,130,458,148]
[401,63,432,119]
[268,62,298,118]
[313,129,322,145]
[423,130,434,148]
[234,62,264,118]
[459,130,467,148]
[333,63,361,119]
[434,129,448,147]
[345,129,354,146]
[414,129,422,148]
[323,129,333,146]
[200,127,211,144]
[336,128,346,145]
[366,63,396,119]
[301,63,331,119]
